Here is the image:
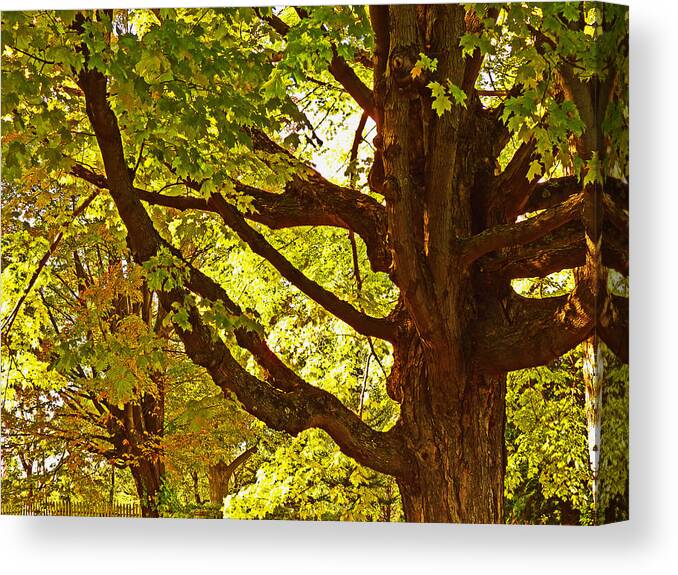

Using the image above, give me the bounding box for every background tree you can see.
[1,3,628,523]
[2,185,174,516]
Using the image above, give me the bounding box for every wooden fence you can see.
[2,501,142,517]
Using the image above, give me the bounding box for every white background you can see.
[1,0,676,573]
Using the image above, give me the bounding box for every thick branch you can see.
[71,161,391,274]
[602,227,628,276]
[602,190,629,235]
[327,46,376,119]
[471,283,594,373]
[477,219,627,281]
[210,445,259,499]
[369,4,389,135]
[225,445,258,475]
[175,261,308,393]
[482,82,524,153]
[477,222,584,281]
[525,176,628,214]
[463,192,583,264]
[491,140,536,219]
[525,176,580,212]
[70,163,392,339]
[379,5,447,343]
[179,303,407,476]
[236,174,391,273]
[250,118,390,274]
[207,194,394,341]
[257,9,375,118]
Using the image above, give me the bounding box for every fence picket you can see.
[2,500,142,518]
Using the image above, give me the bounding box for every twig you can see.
[358,351,372,420]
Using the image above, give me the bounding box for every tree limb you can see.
[462,7,500,93]
[599,294,628,362]
[463,192,583,264]
[471,283,594,373]
[178,301,407,476]
[327,46,376,119]
[524,176,628,214]
[491,140,536,218]
[477,219,628,281]
[477,222,584,281]
[71,161,392,274]
[72,159,394,369]
[206,194,394,341]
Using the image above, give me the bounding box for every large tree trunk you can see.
[391,334,506,523]
[207,463,230,506]
[371,5,512,523]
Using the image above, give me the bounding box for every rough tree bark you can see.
[68,7,628,523]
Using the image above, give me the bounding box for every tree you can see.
[1,4,628,523]
[1,192,171,516]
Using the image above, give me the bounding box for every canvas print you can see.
[0,3,628,524]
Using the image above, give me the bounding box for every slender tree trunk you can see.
[109,465,115,506]
[191,470,202,505]
[583,337,604,523]
[207,462,230,506]
[130,459,165,518]
[111,391,165,518]
[391,334,506,523]
[381,480,393,522]
[21,456,35,501]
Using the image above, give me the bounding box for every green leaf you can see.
[412,53,438,78]
[447,81,468,109]
[526,159,543,182]
[427,81,453,117]
[431,93,452,117]
[459,33,493,58]
[427,81,446,100]
[261,69,288,100]
[561,3,581,23]
[172,305,192,332]
[583,152,603,186]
